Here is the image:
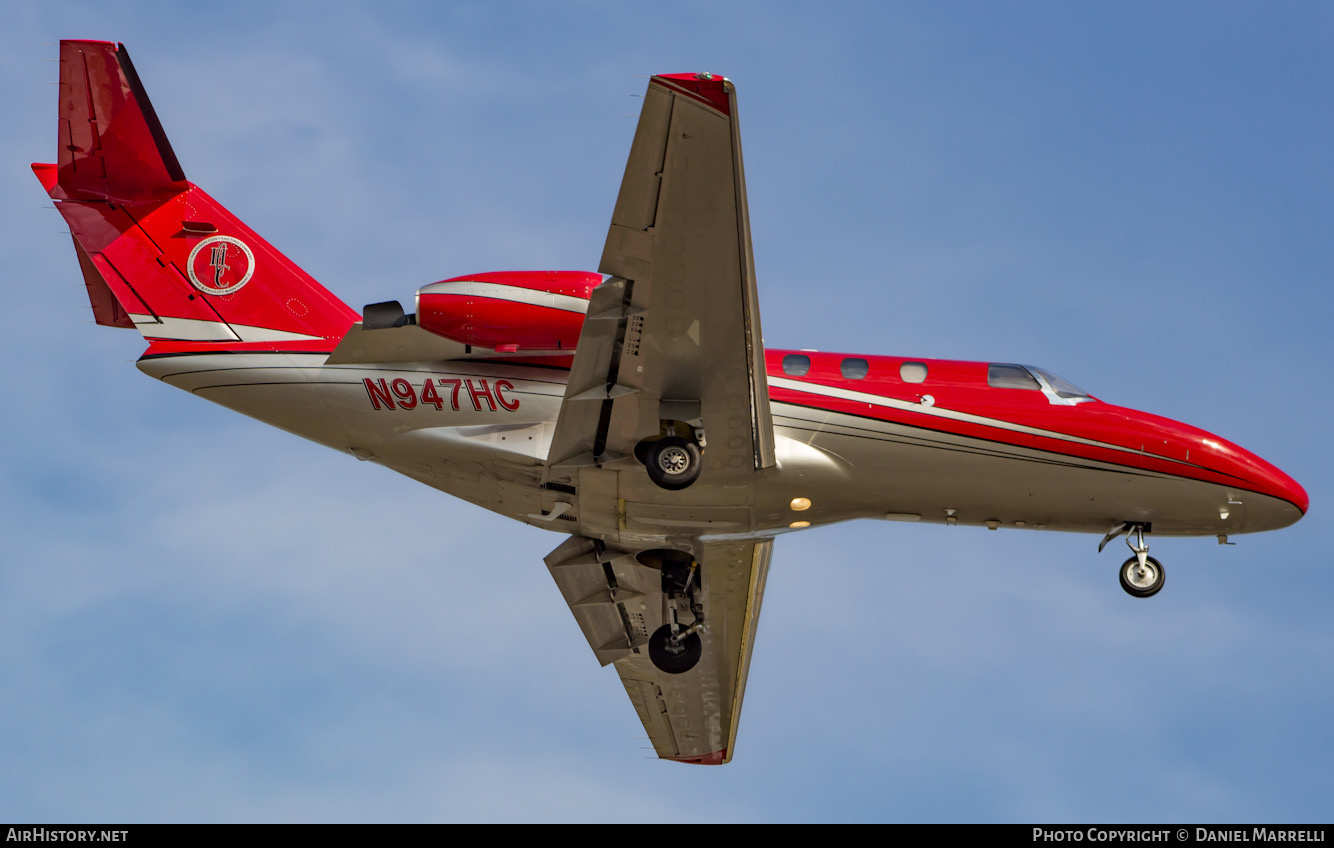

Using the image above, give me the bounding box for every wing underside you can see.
[544,534,774,763]
[545,73,775,484]
[541,74,778,763]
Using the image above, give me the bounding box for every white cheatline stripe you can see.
[129,314,325,343]
[131,314,237,341]
[138,354,574,398]
[228,325,326,343]
[768,376,1159,462]
[417,281,590,315]
[770,402,1181,480]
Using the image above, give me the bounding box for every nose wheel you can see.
[1119,554,1165,597]
[1102,522,1166,598]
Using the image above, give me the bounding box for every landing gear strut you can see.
[642,550,705,674]
[1102,522,1165,598]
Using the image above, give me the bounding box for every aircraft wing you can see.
[544,73,775,480]
[541,74,778,763]
[544,535,774,764]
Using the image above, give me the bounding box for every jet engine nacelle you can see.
[415,271,601,352]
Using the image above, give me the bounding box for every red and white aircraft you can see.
[36,41,1306,765]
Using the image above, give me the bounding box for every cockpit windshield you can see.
[1030,367,1090,400]
[987,363,1093,404]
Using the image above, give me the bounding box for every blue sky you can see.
[2,1,1331,822]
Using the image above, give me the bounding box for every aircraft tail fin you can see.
[36,40,359,345]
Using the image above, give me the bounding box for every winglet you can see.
[663,749,729,766]
[652,72,732,116]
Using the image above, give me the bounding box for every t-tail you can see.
[33,40,359,350]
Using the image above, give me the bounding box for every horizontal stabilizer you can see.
[70,235,135,328]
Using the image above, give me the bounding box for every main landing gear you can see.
[1100,522,1165,598]
[640,422,704,491]
[639,549,705,674]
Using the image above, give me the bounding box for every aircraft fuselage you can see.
[136,343,1305,551]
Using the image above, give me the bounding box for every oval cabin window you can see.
[841,358,869,380]
[782,354,812,376]
[900,362,928,383]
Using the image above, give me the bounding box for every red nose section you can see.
[1094,404,1307,529]
[1151,410,1307,521]
[1229,444,1308,516]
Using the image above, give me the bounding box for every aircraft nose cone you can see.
[1205,434,1307,531]
[1242,453,1307,530]
[1111,404,1308,534]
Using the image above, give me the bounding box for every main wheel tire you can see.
[648,624,702,674]
[645,436,702,491]
[1119,555,1165,598]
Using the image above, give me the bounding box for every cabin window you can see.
[900,362,927,383]
[988,364,1041,390]
[840,358,869,380]
[782,354,811,376]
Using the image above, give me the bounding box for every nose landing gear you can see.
[1101,522,1166,598]
[1119,552,1165,597]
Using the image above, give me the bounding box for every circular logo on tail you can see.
[187,235,255,296]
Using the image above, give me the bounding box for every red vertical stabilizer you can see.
[37,41,359,346]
